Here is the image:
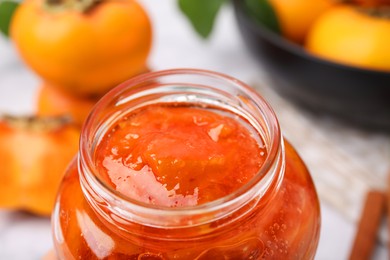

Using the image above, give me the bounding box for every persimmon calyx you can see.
[0,115,73,132]
[44,0,101,13]
[357,6,390,18]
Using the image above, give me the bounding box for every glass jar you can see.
[52,69,320,259]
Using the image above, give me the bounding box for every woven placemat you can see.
[252,81,390,222]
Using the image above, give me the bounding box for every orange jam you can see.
[95,105,267,207]
[51,69,320,259]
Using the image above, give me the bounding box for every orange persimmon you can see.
[269,0,336,44]
[0,116,79,216]
[37,83,98,126]
[10,0,152,97]
[305,5,390,71]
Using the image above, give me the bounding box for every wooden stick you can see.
[387,170,390,255]
[349,190,386,260]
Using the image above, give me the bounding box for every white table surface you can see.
[0,1,389,259]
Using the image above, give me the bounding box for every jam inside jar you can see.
[52,69,321,259]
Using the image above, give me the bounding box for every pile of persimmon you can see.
[267,0,390,71]
[0,0,152,216]
[11,0,152,124]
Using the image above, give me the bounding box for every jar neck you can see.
[78,69,285,232]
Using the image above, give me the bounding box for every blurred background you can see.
[0,0,390,259]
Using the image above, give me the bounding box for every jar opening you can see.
[79,69,284,228]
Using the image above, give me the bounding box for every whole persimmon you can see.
[37,82,98,126]
[305,5,390,71]
[10,0,152,97]
[0,116,79,216]
[269,0,335,44]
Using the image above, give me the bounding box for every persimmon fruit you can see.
[0,116,79,216]
[37,83,98,126]
[10,0,152,97]
[268,0,336,44]
[305,5,390,71]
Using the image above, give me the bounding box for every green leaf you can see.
[0,0,19,37]
[244,0,280,34]
[178,0,227,39]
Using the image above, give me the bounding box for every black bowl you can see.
[233,0,390,131]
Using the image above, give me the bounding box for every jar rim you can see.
[79,68,284,227]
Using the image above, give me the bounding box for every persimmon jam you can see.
[95,104,267,207]
[52,70,320,259]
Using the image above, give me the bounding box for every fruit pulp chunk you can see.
[95,104,267,206]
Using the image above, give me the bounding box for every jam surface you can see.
[95,105,267,207]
